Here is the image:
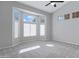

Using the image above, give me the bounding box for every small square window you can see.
[64,14,70,19]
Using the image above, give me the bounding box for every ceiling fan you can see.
[45,1,64,7]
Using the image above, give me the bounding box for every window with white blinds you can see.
[23,16,37,37]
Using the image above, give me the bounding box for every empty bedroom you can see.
[0,0,79,58]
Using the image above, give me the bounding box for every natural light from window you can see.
[46,44,54,47]
[19,45,40,54]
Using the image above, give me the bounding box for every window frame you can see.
[23,14,37,37]
[39,16,46,36]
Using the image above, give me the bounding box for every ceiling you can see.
[18,1,69,13]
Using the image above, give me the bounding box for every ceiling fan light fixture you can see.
[54,4,56,7]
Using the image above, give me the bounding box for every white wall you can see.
[52,1,79,45]
[0,5,12,48]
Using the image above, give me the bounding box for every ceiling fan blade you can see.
[51,1,64,3]
[45,1,64,7]
[45,2,51,6]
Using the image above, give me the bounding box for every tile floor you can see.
[0,40,79,58]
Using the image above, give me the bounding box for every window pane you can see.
[14,9,21,38]
[24,16,36,23]
[15,21,19,38]
[24,16,31,23]
[40,24,45,36]
[24,24,30,37]
[30,24,36,36]
[23,15,37,37]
